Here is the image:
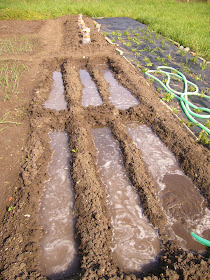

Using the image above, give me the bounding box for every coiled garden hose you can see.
[191,232,210,247]
[145,66,210,134]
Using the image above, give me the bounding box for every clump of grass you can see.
[143,56,153,67]
[0,36,38,55]
[162,92,174,103]
[198,130,210,146]
[0,61,28,101]
[0,111,22,132]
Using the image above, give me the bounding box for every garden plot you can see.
[95,17,210,142]
[0,15,210,280]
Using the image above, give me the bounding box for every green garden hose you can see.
[145,66,210,134]
[191,232,210,247]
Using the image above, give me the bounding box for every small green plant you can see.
[204,120,210,129]
[179,49,187,57]
[141,68,148,73]
[198,130,210,146]
[193,108,202,113]
[170,106,180,114]
[8,205,16,212]
[123,30,130,36]
[193,74,203,81]
[190,54,199,63]
[143,56,153,67]
[112,31,122,36]
[188,85,196,92]
[123,41,132,47]
[200,90,206,98]
[200,61,206,70]
[132,37,139,43]
[131,48,137,52]
[0,61,27,100]
[162,92,174,103]
[103,32,109,37]
[180,118,194,127]
[71,148,78,153]
[0,36,38,55]
[156,56,165,64]
[162,77,168,84]
[148,77,154,83]
[0,111,22,132]
[111,38,115,43]
[167,53,172,61]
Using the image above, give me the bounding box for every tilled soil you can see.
[0,15,209,280]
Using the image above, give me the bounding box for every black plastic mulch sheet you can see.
[94,17,210,140]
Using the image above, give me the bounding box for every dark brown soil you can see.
[0,15,209,280]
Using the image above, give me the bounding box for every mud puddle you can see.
[103,70,140,109]
[127,123,210,252]
[92,127,160,274]
[80,68,103,107]
[44,71,67,111]
[39,131,79,278]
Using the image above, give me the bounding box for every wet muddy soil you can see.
[0,15,210,280]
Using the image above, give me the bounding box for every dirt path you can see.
[0,15,209,280]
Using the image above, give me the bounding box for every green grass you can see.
[0,0,210,60]
[0,36,38,55]
[0,60,28,100]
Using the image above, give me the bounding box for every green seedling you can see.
[204,120,210,129]
[162,93,174,103]
[132,37,139,43]
[143,57,153,67]
[200,62,206,70]
[0,36,38,55]
[179,49,187,57]
[112,31,122,36]
[111,38,115,43]
[200,90,206,98]
[0,112,22,129]
[170,106,180,114]
[123,30,130,36]
[167,53,172,61]
[148,78,154,83]
[71,148,78,153]
[198,130,210,146]
[162,77,168,84]
[193,74,203,81]
[189,85,196,92]
[135,53,141,58]
[0,61,27,100]
[141,68,148,73]
[156,56,165,64]
[190,54,199,63]
[8,205,16,212]
[103,32,109,37]
[123,41,131,47]
[180,118,194,127]
[193,108,202,114]
[131,48,137,52]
